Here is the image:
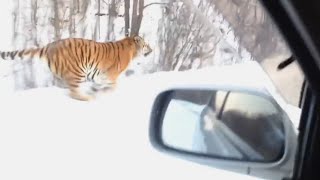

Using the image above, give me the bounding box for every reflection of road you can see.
[162,99,207,153]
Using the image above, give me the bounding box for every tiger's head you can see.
[133,35,153,57]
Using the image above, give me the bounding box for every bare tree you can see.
[130,0,144,36]
[31,0,39,46]
[12,0,20,45]
[68,0,77,37]
[106,0,117,40]
[52,0,62,40]
[156,0,218,71]
[124,0,130,36]
[78,1,90,37]
[76,0,80,13]
[94,0,101,40]
[211,0,290,61]
[124,0,165,37]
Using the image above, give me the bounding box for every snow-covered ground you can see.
[0,63,270,180]
[0,87,258,180]
[0,61,300,180]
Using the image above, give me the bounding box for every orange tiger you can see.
[0,35,152,101]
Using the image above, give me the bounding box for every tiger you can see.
[0,35,153,101]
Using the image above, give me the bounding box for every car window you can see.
[0,0,304,107]
[0,0,302,179]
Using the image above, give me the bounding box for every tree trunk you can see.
[76,0,80,13]
[124,0,130,36]
[80,1,90,37]
[31,0,39,46]
[94,0,101,40]
[106,0,116,40]
[68,0,76,37]
[130,0,137,36]
[130,0,144,36]
[13,0,20,44]
[53,0,61,41]
[136,0,144,35]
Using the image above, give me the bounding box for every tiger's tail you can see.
[0,47,47,61]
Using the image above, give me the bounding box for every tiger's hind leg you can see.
[65,75,95,101]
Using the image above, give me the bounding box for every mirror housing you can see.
[149,86,297,180]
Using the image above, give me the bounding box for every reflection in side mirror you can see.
[158,89,285,163]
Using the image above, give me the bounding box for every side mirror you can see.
[149,87,297,179]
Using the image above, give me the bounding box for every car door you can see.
[147,0,320,179]
[259,1,320,179]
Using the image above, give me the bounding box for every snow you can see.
[0,61,299,180]
[0,65,266,180]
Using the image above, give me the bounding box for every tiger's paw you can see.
[69,91,95,101]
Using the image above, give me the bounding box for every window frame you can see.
[259,1,320,179]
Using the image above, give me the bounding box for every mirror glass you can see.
[161,89,286,162]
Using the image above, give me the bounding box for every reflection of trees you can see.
[211,0,291,61]
[199,106,285,161]
[219,110,284,161]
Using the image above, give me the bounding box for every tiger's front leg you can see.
[92,74,118,95]
[101,82,117,93]
[91,82,117,96]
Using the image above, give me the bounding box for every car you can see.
[148,61,299,180]
[148,0,320,180]
[1,0,320,180]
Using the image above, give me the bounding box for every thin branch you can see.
[102,0,108,5]
[95,13,107,16]
[143,2,168,9]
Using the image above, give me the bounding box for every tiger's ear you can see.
[130,33,138,38]
[134,35,142,44]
